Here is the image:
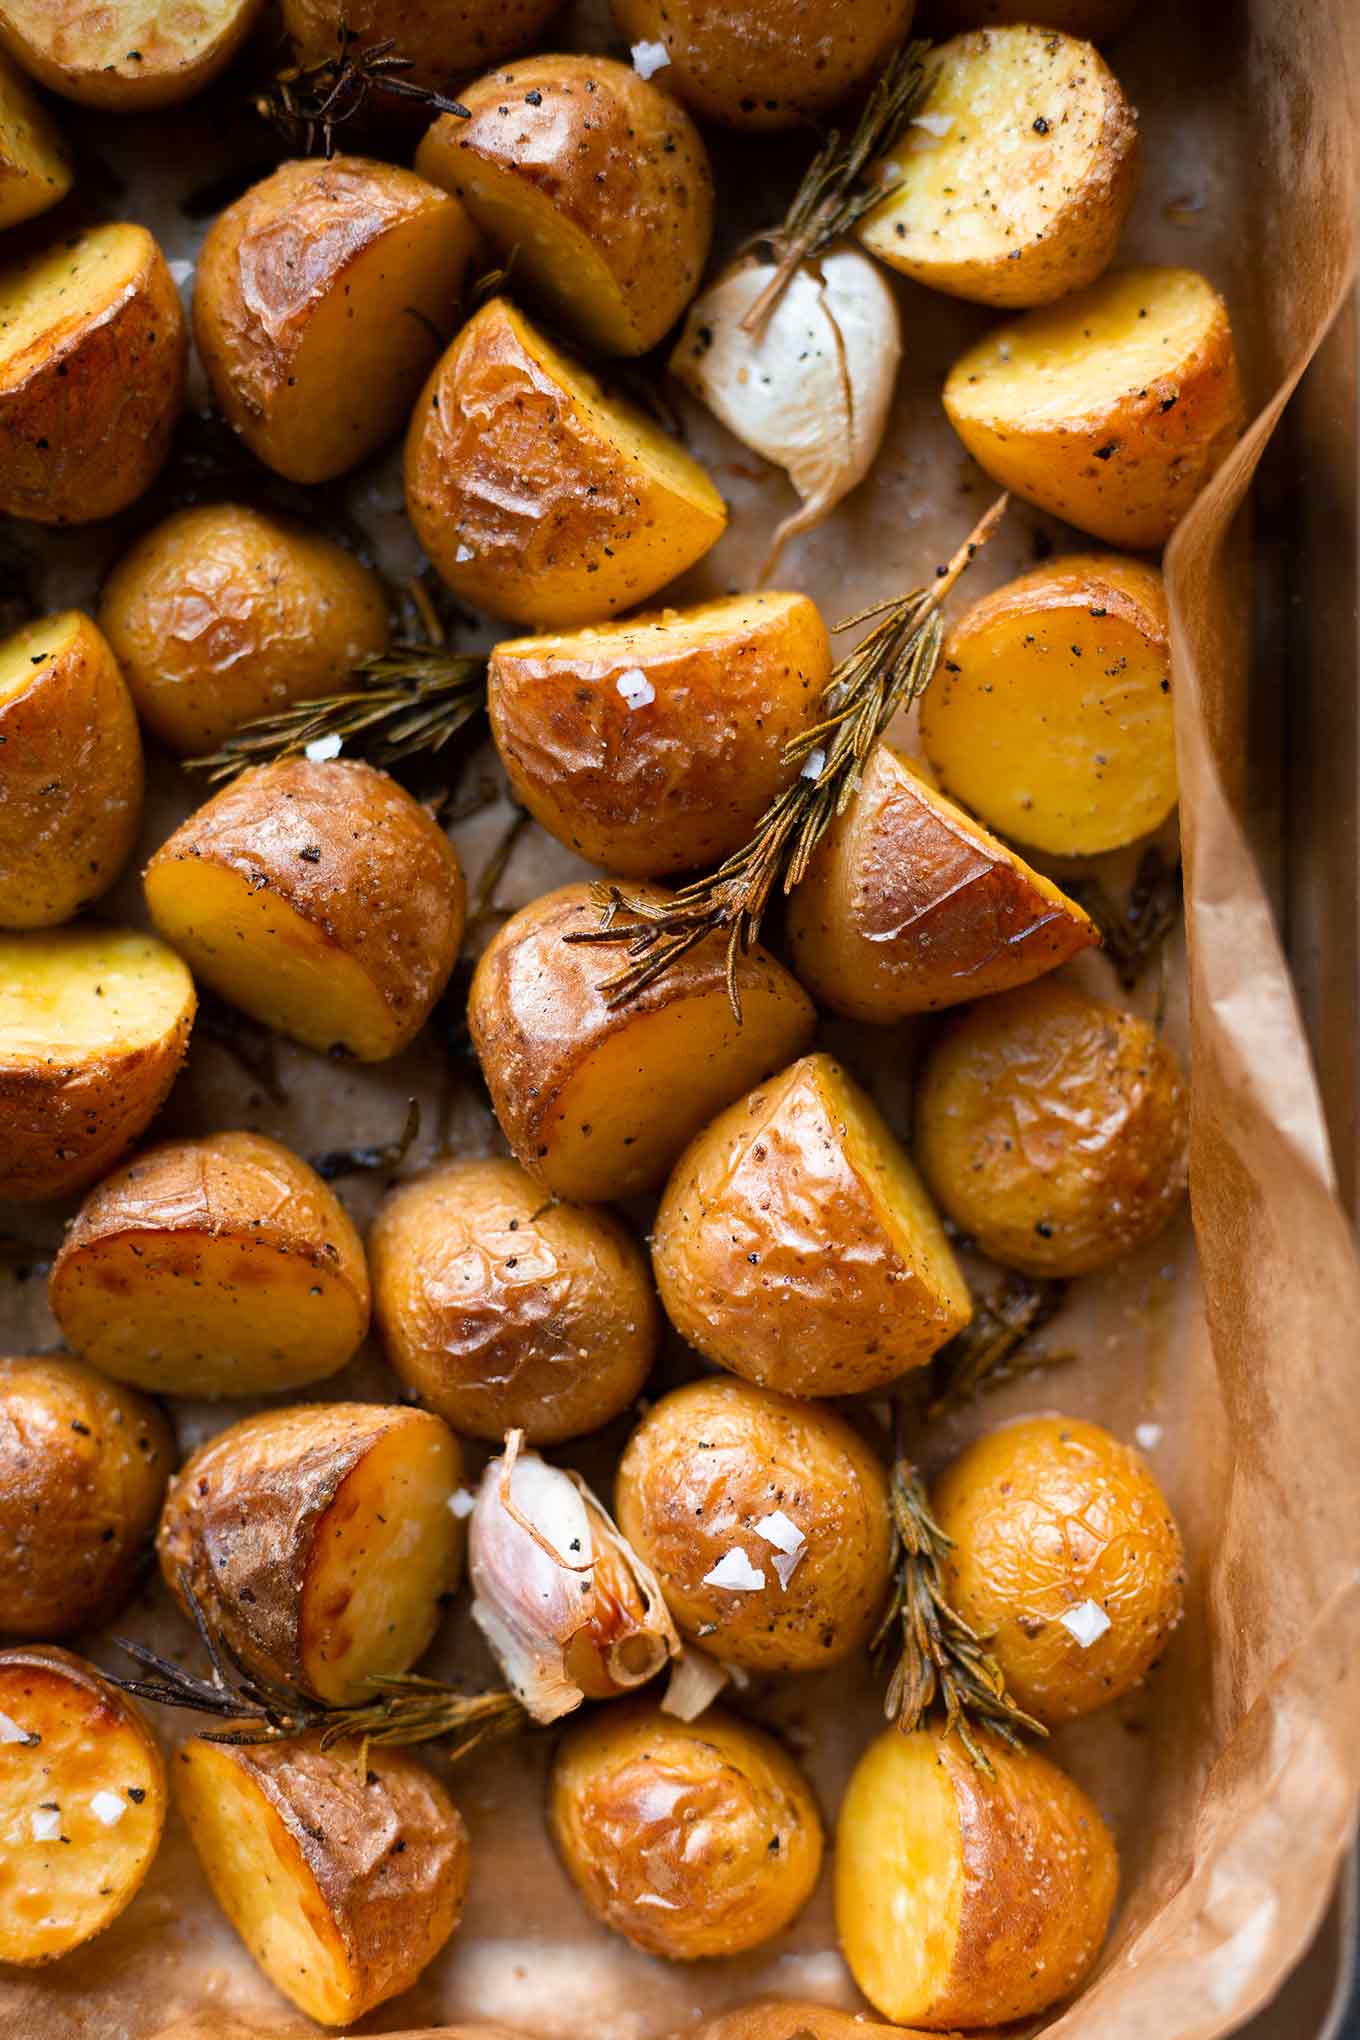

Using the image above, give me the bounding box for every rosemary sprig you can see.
[310,1096,420,1182]
[256,25,468,158]
[565,495,1007,1020]
[1065,846,1183,995]
[928,1273,1071,1416]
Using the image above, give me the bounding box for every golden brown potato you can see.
[922,553,1175,854]
[693,2005,935,2040]
[283,0,561,96]
[99,506,390,757]
[404,296,727,629]
[786,741,1097,1021]
[0,610,143,929]
[193,157,482,484]
[616,1377,893,1670]
[0,926,195,1202]
[0,46,69,226]
[915,976,1189,1275]
[159,1403,463,1705]
[944,266,1244,547]
[0,222,186,525]
[177,1733,467,2025]
[0,1356,173,1637]
[416,57,712,356]
[549,1702,823,1958]
[468,881,816,1202]
[144,757,465,1062]
[924,0,1135,37]
[933,1414,1185,1722]
[0,1647,166,1965]
[835,1722,1117,2027]
[0,0,262,106]
[487,593,829,877]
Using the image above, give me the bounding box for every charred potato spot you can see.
[0,47,70,226]
[0,0,264,106]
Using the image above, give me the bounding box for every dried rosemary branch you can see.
[310,1096,420,1181]
[255,27,468,157]
[928,1273,1071,1416]
[1065,846,1183,995]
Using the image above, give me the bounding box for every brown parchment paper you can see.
[1,0,1358,2036]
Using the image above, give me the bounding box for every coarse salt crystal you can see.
[1135,1422,1163,1451]
[90,1791,127,1827]
[800,748,827,781]
[616,667,656,710]
[912,111,955,138]
[30,1808,61,1840]
[455,543,474,563]
[305,733,343,763]
[631,39,669,79]
[753,1510,805,1556]
[168,259,195,287]
[0,1711,31,1744]
[772,1549,805,1592]
[702,1546,766,1592]
[448,1488,476,1519]
[1060,1599,1111,1648]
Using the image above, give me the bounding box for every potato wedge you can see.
[0,222,186,525]
[944,266,1244,546]
[283,0,561,96]
[177,1734,467,2025]
[144,757,465,1061]
[0,926,195,1201]
[488,592,829,876]
[835,1722,1118,2027]
[159,1403,463,1704]
[0,0,263,106]
[404,296,727,628]
[0,46,69,226]
[786,740,1097,1020]
[0,1647,165,1965]
[0,610,143,928]
[193,157,482,484]
[921,552,1175,853]
[468,881,815,1201]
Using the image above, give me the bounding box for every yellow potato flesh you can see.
[831,1060,972,1330]
[0,927,191,1060]
[0,607,78,702]
[0,223,143,374]
[0,0,260,104]
[835,1727,962,2023]
[0,49,69,228]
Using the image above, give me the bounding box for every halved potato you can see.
[0,46,69,226]
[177,1734,468,2026]
[193,157,482,483]
[467,880,816,1202]
[922,552,1175,854]
[0,926,195,1201]
[944,265,1244,547]
[786,740,1097,1021]
[404,296,727,628]
[487,592,829,876]
[0,1647,166,1966]
[158,1403,463,1704]
[0,610,144,928]
[0,222,186,525]
[144,757,465,1062]
[0,0,263,106]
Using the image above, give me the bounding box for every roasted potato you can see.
[786,740,1097,1021]
[0,47,69,226]
[0,0,262,107]
[0,610,144,928]
[371,1156,656,1444]
[924,0,1135,37]
[158,1403,463,1704]
[653,1052,970,1396]
[933,1414,1185,1722]
[944,266,1244,547]
[416,57,713,356]
[0,1356,173,1637]
[549,1701,823,1958]
[0,222,186,525]
[487,592,829,876]
[282,0,562,96]
[835,1722,1117,2027]
[915,976,1189,1275]
[0,926,195,1201]
[404,296,727,628]
[177,1733,468,2025]
[921,552,1175,854]
[0,1647,166,1965]
[99,506,390,757]
[616,1376,893,1670]
[859,27,1137,308]
[193,157,482,484]
[144,757,465,1062]
[693,2005,933,2040]
[468,881,815,1202]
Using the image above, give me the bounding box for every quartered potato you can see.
[0,0,263,107]
[944,265,1244,546]
[0,47,69,226]
[0,1648,166,1966]
[283,0,562,96]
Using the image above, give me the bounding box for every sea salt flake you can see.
[168,259,195,287]
[455,543,474,563]
[772,1549,805,1592]
[616,667,656,710]
[1060,1599,1111,1648]
[90,1791,127,1827]
[912,111,955,138]
[702,1546,765,1592]
[0,1712,32,1744]
[631,39,669,79]
[800,747,827,780]
[305,733,343,762]
[30,1808,61,1840]
[1135,1422,1163,1451]
[753,1510,805,1556]
[448,1488,477,1519]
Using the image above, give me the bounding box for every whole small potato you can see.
[0,0,264,106]
[914,976,1189,1275]
[0,47,70,226]
[100,506,390,756]
[282,0,563,97]
[549,1702,823,1958]
[616,1377,893,1670]
[370,1156,657,1444]
[0,1356,173,1637]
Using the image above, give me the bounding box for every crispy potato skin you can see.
[616,1377,893,1670]
[550,1702,823,1958]
[0,46,71,226]
[0,0,264,106]
[0,1356,173,1636]
[282,0,562,93]
[915,976,1189,1275]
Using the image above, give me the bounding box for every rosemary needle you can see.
[255,28,469,158]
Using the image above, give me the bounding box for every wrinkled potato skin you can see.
[550,1702,823,1958]
[616,1378,893,1670]
[283,0,562,94]
[0,1356,173,1637]
[915,977,1189,1275]
[0,0,264,107]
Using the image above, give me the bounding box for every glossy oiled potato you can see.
[549,1702,823,1958]
[282,0,562,96]
[468,881,815,1202]
[100,506,390,756]
[616,1377,893,1670]
[0,48,70,225]
[0,0,263,107]
[915,976,1189,1275]
[487,592,829,876]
